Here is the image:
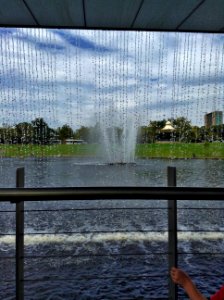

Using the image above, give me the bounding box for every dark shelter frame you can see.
[1,1,224,299]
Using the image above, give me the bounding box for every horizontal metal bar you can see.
[2,229,224,235]
[177,230,224,232]
[23,252,224,258]
[0,187,222,202]
[1,253,223,260]
[22,253,168,259]
[0,233,15,235]
[0,280,15,283]
[23,229,167,235]
[2,207,224,212]
[14,207,224,213]
[23,274,168,282]
[21,207,168,212]
[2,206,224,212]
[177,207,224,210]
[0,229,168,236]
[178,252,224,255]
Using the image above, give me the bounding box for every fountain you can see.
[97,109,138,164]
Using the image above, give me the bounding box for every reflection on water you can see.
[0,157,224,299]
[0,157,224,188]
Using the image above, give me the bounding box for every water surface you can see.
[0,157,224,299]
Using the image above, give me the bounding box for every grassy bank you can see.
[0,142,224,159]
[0,144,98,158]
[136,142,224,159]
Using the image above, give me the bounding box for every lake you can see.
[0,157,224,299]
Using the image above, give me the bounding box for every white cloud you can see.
[0,29,224,129]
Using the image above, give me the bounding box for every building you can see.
[204,111,223,127]
[160,121,175,141]
[161,121,175,133]
[65,138,86,144]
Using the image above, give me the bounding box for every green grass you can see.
[136,142,224,159]
[0,142,224,159]
[0,144,98,158]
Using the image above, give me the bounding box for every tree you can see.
[148,119,166,142]
[15,122,33,144]
[74,126,90,142]
[31,118,50,144]
[57,124,73,142]
[173,117,192,142]
[211,124,224,141]
[190,126,201,143]
[137,126,146,143]
[0,124,16,144]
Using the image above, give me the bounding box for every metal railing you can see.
[0,167,224,300]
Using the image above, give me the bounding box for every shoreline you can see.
[0,155,223,161]
[0,143,224,160]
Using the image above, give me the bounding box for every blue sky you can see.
[0,28,223,129]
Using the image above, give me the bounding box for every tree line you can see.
[0,118,97,145]
[0,117,223,145]
[138,117,224,143]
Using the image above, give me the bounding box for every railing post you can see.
[16,167,25,300]
[167,166,178,300]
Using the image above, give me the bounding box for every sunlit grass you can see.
[0,144,98,157]
[136,142,224,159]
[0,142,224,159]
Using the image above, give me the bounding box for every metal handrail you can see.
[1,167,224,300]
[0,186,223,202]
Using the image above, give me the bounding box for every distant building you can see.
[65,138,76,144]
[204,111,223,127]
[161,121,175,141]
[161,121,175,132]
[65,139,86,144]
